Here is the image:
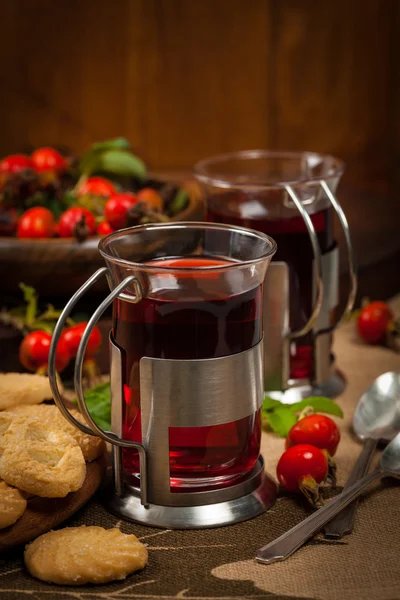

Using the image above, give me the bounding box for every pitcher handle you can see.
[284,184,324,340]
[48,268,148,506]
[320,180,357,326]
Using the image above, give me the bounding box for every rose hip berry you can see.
[136,188,163,210]
[277,444,328,507]
[17,207,55,239]
[58,207,96,239]
[78,176,116,197]
[104,193,137,230]
[31,147,68,173]
[96,221,114,236]
[357,301,394,345]
[286,414,341,457]
[0,154,33,174]
[60,323,102,359]
[19,331,70,373]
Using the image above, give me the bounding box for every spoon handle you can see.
[256,468,382,564]
[324,438,377,539]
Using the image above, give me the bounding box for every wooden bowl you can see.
[0,179,206,297]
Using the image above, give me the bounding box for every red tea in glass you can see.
[207,197,334,379]
[98,223,275,491]
[194,151,344,382]
[113,257,263,489]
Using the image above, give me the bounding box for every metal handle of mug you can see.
[284,184,324,340]
[48,267,148,506]
[284,182,357,340]
[320,180,357,326]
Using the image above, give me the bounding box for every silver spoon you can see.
[256,429,400,564]
[324,371,400,539]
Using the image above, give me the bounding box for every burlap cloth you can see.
[1,298,399,600]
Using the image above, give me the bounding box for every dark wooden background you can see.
[0,0,399,298]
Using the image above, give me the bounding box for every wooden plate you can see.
[0,454,107,552]
[0,179,206,297]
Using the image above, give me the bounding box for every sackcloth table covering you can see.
[0,297,399,600]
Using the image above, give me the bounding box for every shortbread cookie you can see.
[24,526,148,585]
[0,480,27,529]
[0,412,13,439]
[0,373,61,410]
[0,418,86,497]
[10,405,104,462]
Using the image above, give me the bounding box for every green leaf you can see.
[79,152,102,176]
[45,195,66,219]
[290,396,343,418]
[262,395,283,412]
[267,406,298,438]
[90,137,131,152]
[19,283,37,325]
[62,191,78,208]
[168,189,189,215]
[81,382,111,431]
[98,150,147,180]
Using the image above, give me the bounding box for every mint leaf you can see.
[90,137,131,152]
[81,382,111,431]
[290,396,343,418]
[99,150,146,180]
[262,395,283,412]
[266,406,297,437]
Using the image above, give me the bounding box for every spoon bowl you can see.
[353,371,400,441]
[380,431,400,473]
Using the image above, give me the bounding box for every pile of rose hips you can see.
[19,323,102,375]
[276,413,341,507]
[0,149,165,240]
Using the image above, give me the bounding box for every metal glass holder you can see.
[48,268,278,529]
[264,181,357,402]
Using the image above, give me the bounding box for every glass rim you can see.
[98,221,277,272]
[193,149,345,190]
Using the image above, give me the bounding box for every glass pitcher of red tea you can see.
[194,151,357,401]
[51,223,276,493]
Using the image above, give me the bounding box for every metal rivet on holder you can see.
[48,268,149,507]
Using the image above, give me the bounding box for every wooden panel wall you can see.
[0,0,399,277]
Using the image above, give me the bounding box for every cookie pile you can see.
[0,373,104,524]
[0,372,149,585]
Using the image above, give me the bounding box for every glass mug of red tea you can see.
[49,222,278,528]
[194,150,357,402]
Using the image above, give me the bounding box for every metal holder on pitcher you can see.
[48,267,278,529]
[263,180,357,403]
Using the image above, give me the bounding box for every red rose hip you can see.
[58,207,96,239]
[277,444,328,507]
[31,147,67,173]
[357,301,394,345]
[17,207,55,239]
[104,193,137,230]
[19,330,70,373]
[286,414,341,456]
